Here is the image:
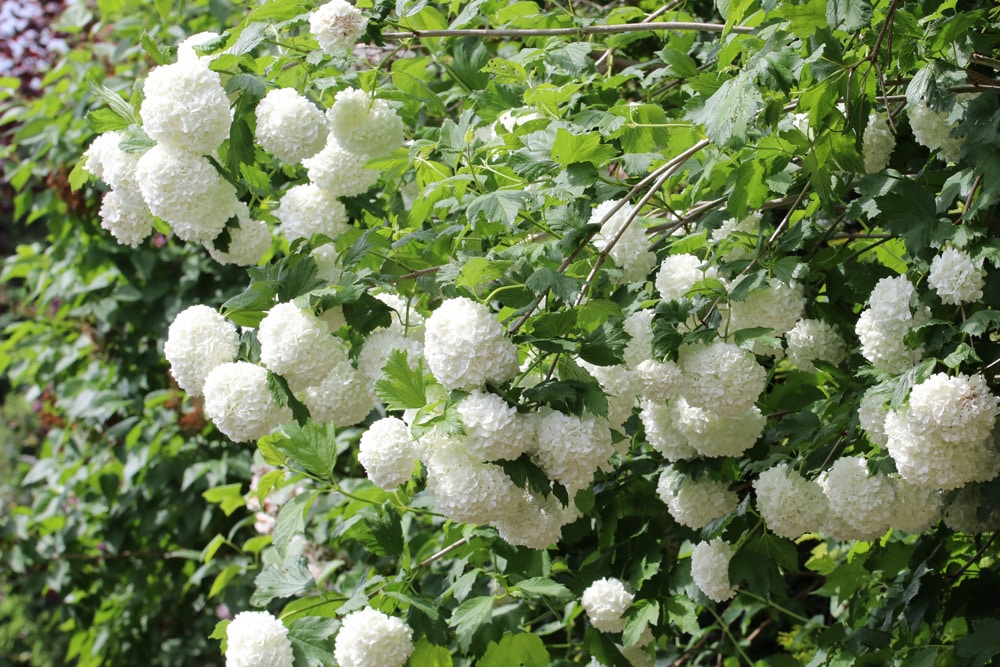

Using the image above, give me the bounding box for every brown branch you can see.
[382,21,753,40]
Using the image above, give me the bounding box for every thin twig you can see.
[971,53,1000,71]
[383,22,753,40]
[417,536,471,568]
[767,184,810,246]
[947,534,998,586]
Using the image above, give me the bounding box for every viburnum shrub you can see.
[69,0,1000,664]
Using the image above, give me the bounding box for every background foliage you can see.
[4,0,1000,666]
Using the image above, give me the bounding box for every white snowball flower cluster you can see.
[456,390,533,461]
[328,87,404,158]
[889,475,942,533]
[310,0,369,56]
[862,112,895,173]
[579,362,636,433]
[657,467,739,529]
[581,577,634,633]
[884,372,1000,490]
[333,607,414,667]
[753,463,827,540]
[908,99,964,163]
[635,358,681,404]
[254,88,329,164]
[532,409,615,496]
[818,456,895,541]
[928,247,985,305]
[785,318,848,372]
[163,304,240,396]
[275,183,349,242]
[671,398,765,458]
[638,399,698,461]
[300,360,375,426]
[424,447,520,526]
[855,275,929,372]
[677,341,766,413]
[622,309,655,368]
[655,253,719,302]
[358,417,417,489]
[303,137,380,197]
[357,328,424,388]
[206,201,270,266]
[176,31,220,62]
[257,301,348,391]
[375,292,425,333]
[691,538,737,602]
[711,213,760,262]
[590,200,657,283]
[423,297,519,391]
[139,58,231,155]
[135,144,238,244]
[728,280,805,340]
[97,191,155,248]
[224,611,293,667]
[857,391,889,447]
[493,489,571,549]
[203,362,292,442]
[943,487,1000,534]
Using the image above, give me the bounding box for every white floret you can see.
[303,137,380,197]
[908,100,965,163]
[928,247,985,305]
[655,254,719,302]
[785,318,847,372]
[98,190,154,248]
[163,304,239,396]
[622,309,655,368]
[691,538,737,602]
[862,112,894,173]
[638,398,698,462]
[140,58,231,154]
[886,410,1000,490]
[333,607,414,667]
[531,409,615,497]
[753,463,827,540]
[275,183,349,242]
[888,474,942,533]
[203,362,292,442]
[327,87,404,158]
[299,360,375,426]
[657,467,739,529]
[456,390,533,461]
[423,297,518,391]
[491,488,570,549]
[358,417,417,489]
[206,201,271,266]
[310,0,369,56]
[727,280,805,339]
[257,302,349,391]
[818,456,895,541]
[255,88,329,164]
[225,611,294,667]
[581,577,634,633]
[678,341,766,414]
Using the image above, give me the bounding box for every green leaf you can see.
[202,483,245,516]
[525,267,580,303]
[551,128,618,167]
[271,422,339,479]
[511,577,573,601]
[578,321,628,366]
[273,492,312,556]
[583,627,630,667]
[288,617,339,667]
[410,639,453,667]
[826,0,872,32]
[663,595,700,635]
[467,190,528,227]
[86,79,140,126]
[478,633,550,667]
[962,310,1000,337]
[623,600,659,647]
[247,0,308,21]
[266,372,311,427]
[449,596,494,652]
[687,73,762,145]
[251,556,316,606]
[457,257,513,298]
[68,159,90,192]
[375,349,427,410]
[727,158,768,217]
[223,281,279,328]
[86,107,130,133]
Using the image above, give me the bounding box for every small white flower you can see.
[590,200,656,284]
[334,607,414,667]
[655,254,719,302]
[358,417,417,489]
[423,297,518,391]
[581,577,634,633]
[303,137,380,197]
[275,183,348,242]
[310,0,369,56]
[785,318,847,372]
[691,538,736,602]
[98,190,154,248]
[657,467,738,529]
[225,611,293,667]
[753,463,827,540]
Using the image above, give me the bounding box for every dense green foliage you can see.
[5,0,1000,666]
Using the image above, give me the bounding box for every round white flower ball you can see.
[206,202,271,266]
[491,489,569,549]
[635,359,681,404]
[581,577,634,633]
[457,390,533,461]
[855,275,929,373]
[358,417,417,489]
[532,410,615,496]
[728,280,805,339]
[578,362,636,434]
[255,88,329,164]
[299,360,375,426]
[424,451,519,526]
[858,390,889,447]
[334,607,414,667]
[672,399,765,458]
[176,31,221,61]
[943,486,1000,534]
[785,318,847,372]
[257,302,348,391]
[140,59,231,154]
[888,474,942,533]
[818,456,895,541]
[203,362,292,442]
[164,304,239,396]
[909,100,964,163]
[863,112,895,173]
[590,200,657,284]
[275,183,349,242]
[753,463,827,540]
[303,137,380,197]
[655,253,719,302]
[135,144,238,244]
[623,309,655,368]
[423,297,519,391]
[638,398,699,462]
[310,0,369,56]
[907,372,999,446]
[98,190,154,248]
[225,611,293,667]
[327,87,404,158]
[84,131,142,193]
[657,467,739,529]
[928,247,985,305]
[678,341,766,414]
[885,411,1000,490]
[691,538,737,602]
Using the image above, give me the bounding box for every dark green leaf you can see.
[271,422,339,479]
[826,0,871,32]
[251,556,316,606]
[266,372,311,426]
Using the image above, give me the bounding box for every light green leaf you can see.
[511,577,573,601]
[449,596,494,652]
[687,72,762,145]
[551,128,617,167]
[251,556,316,606]
[478,632,550,667]
[410,639,453,667]
[202,483,245,517]
[374,349,427,410]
